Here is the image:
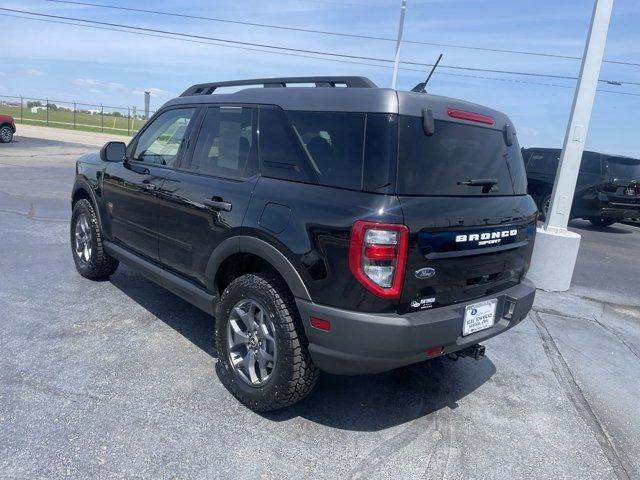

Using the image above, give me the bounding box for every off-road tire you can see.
[215,272,319,411]
[538,193,551,221]
[0,125,13,143]
[588,217,616,228]
[71,199,119,279]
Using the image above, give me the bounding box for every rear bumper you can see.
[596,205,640,219]
[296,279,535,375]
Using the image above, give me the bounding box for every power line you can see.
[4,12,639,99]
[3,7,639,87]
[40,0,640,68]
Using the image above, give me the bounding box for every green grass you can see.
[0,104,147,136]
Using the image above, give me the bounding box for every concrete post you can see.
[527,0,614,291]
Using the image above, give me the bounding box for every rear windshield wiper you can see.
[457,178,498,193]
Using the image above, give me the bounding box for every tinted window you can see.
[397,117,527,196]
[259,106,315,183]
[526,151,559,173]
[363,114,397,192]
[580,152,601,174]
[605,156,640,179]
[134,108,195,166]
[286,111,365,190]
[188,107,256,179]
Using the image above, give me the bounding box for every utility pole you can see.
[391,0,407,89]
[144,91,150,121]
[527,0,614,291]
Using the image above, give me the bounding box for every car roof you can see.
[161,76,512,127]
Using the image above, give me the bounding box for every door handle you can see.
[203,199,232,212]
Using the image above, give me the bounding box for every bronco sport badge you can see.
[455,229,517,246]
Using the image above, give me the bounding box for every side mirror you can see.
[100,141,127,162]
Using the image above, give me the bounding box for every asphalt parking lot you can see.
[1,132,639,479]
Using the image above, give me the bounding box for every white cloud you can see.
[73,78,125,90]
[25,68,43,76]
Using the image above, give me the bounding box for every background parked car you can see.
[0,114,16,143]
[522,147,640,227]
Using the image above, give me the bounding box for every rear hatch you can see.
[602,156,640,206]
[394,103,537,312]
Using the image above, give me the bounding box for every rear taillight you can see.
[348,221,409,299]
[446,108,495,125]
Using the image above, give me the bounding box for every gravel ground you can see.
[1,132,639,480]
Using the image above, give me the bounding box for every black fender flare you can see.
[72,177,104,228]
[205,236,312,302]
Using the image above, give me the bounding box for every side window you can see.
[133,108,195,167]
[188,106,257,179]
[259,106,316,183]
[527,151,559,174]
[580,152,601,175]
[286,111,366,190]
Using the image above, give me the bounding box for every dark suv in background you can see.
[71,76,537,411]
[523,147,640,226]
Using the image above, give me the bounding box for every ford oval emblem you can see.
[415,267,436,279]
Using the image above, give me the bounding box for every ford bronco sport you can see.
[70,76,537,411]
[523,147,640,226]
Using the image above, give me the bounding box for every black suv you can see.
[523,147,640,226]
[71,76,536,411]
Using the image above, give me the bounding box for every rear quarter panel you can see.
[244,176,403,313]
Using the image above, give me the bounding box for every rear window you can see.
[606,157,640,179]
[397,117,527,196]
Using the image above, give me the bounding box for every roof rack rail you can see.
[180,76,377,97]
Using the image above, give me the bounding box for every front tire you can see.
[588,217,616,227]
[215,272,319,412]
[0,126,13,143]
[71,199,119,279]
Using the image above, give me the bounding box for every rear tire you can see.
[71,199,119,279]
[0,125,13,143]
[588,217,616,227]
[538,193,551,221]
[215,272,319,412]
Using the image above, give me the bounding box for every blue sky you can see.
[1,0,639,156]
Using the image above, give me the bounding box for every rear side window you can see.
[286,111,365,190]
[526,151,559,173]
[188,106,257,179]
[580,152,601,174]
[259,106,316,183]
[258,108,396,192]
[397,117,527,196]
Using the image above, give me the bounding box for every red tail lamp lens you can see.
[447,108,495,125]
[348,221,409,299]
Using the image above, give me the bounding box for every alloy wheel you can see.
[74,213,92,263]
[0,127,11,143]
[226,298,278,387]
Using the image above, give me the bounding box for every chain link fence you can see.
[0,95,156,136]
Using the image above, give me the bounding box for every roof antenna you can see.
[411,54,443,93]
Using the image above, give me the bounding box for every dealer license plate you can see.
[463,299,498,336]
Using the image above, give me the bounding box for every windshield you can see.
[606,157,640,180]
[396,117,527,196]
